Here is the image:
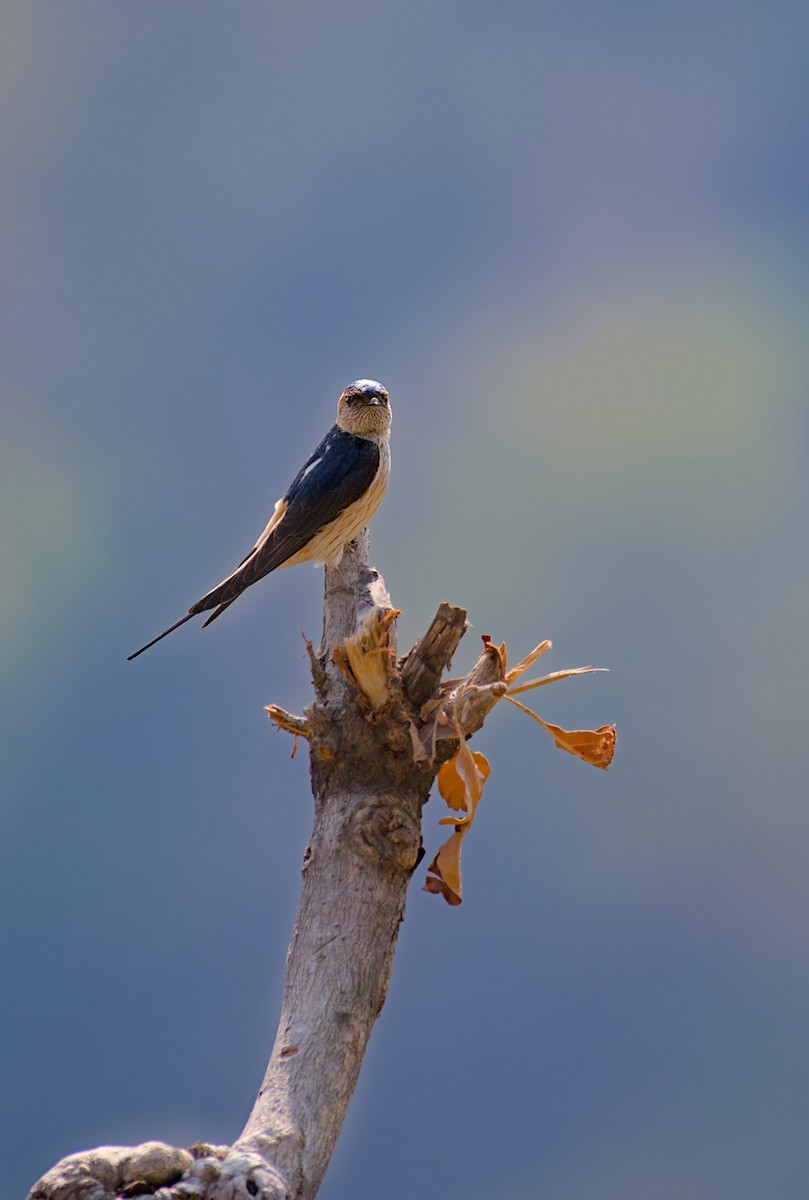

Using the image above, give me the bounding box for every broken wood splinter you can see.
[264,705,311,739]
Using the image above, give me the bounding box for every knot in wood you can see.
[348,795,421,871]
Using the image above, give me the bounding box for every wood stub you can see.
[400,602,468,709]
[464,640,508,688]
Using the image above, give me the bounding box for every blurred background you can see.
[2,2,808,1197]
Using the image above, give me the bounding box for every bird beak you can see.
[365,397,385,406]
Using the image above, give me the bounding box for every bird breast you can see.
[282,433,390,569]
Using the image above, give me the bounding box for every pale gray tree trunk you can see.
[28,532,504,1200]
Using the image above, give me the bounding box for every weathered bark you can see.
[28,532,505,1200]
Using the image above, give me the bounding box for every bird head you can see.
[336,379,392,438]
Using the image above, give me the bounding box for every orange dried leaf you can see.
[436,757,468,812]
[438,749,490,812]
[505,640,553,684]
[456,740,489,808]
[423,874,463,906]
[424,829,466,905]
[433,829,464,897]
[505,695,616,769]
[426,732,490,903]
[547,722,616,769]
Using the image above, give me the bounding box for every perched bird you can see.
[128,379,392,660]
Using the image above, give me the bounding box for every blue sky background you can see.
[2,3,809,1197]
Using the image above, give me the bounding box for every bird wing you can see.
[190,427,381,616]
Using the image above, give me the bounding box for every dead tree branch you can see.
[28,531,508,1200]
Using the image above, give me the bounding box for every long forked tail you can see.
[127,612,195,661]
[200,598,236,629]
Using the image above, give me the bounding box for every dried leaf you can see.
[423,873,463,906]
[432,829,464,897]
[424,830,465,905]
[437,748,490,813]
[422,634,614,906]
[426,736,490,904]
[505,695,616,769]
[436,758,466,812]
[505,640,553,684]
[548,723,616,769]
[456,739,489,804]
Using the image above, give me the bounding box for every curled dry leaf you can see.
[545,722,616,770]
[424,829,466,906]
[408,635,614,905]
[422,638,614,905]
[424,735,490,905]
[436,749,488,813]
[505,695,616,769]
[437,747,490,819]
[423,868,463,907]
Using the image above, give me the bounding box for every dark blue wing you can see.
[190,427,380,614]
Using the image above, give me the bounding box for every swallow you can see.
[128,379,392,660]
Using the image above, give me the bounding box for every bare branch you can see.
[233,533,429,1198]
[265,705,311,739]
